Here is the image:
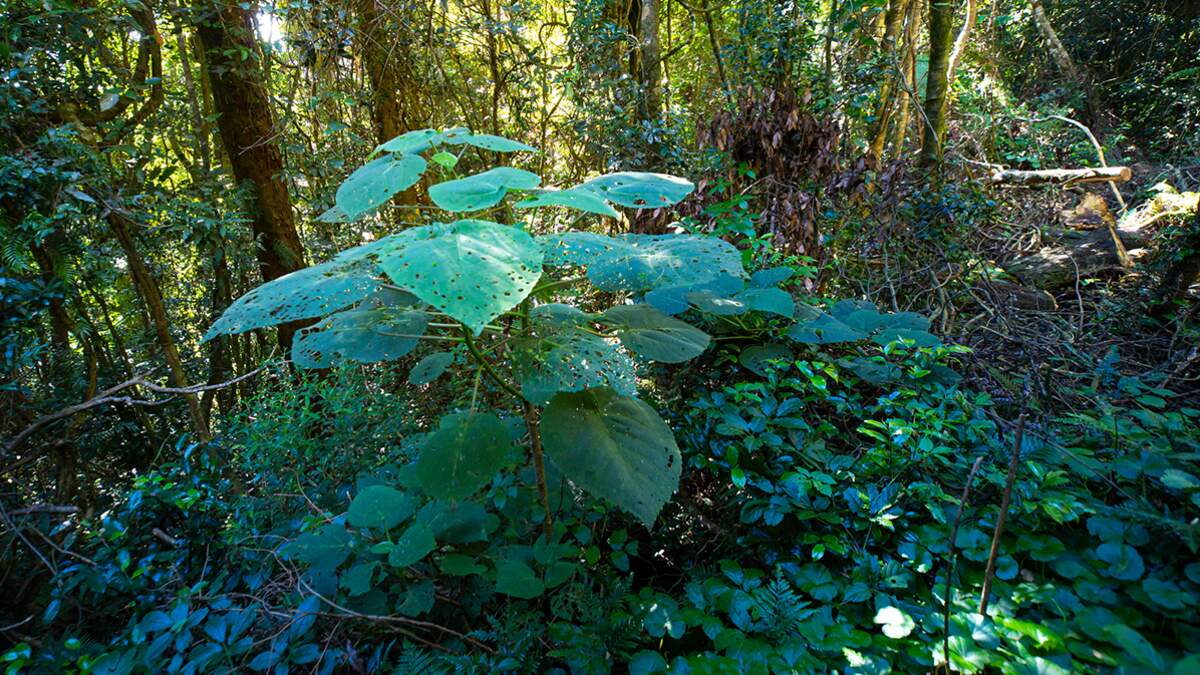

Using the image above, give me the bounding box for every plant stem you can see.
[979,414,1025,616]
[531,275,587,295]
[524,400,552,536]
[460,326,522,399]
[518,299,553,534]
[944,455,985,673]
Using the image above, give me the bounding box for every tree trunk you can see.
[196,0,307,349]
[1029,0,1079,81]
[919,0,955,167]
[946,0,976,85]
[636,0,662,122]
[202,242,236,421]
[891,0,919,156]
[354,0,420,143]
[353,0,424,220]
[867,0,911,164]
[107,208,210,440]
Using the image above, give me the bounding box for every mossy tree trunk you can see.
[919,0,955,167]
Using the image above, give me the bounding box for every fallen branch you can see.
[989,166,1131,186]
[2,368,262,460]
[8,505,79,517]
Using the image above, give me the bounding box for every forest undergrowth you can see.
[2,1,1200,673]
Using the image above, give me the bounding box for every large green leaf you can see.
[204,260,380,340]
[288,525,353,570]
[378,220,543,334]
[375,128,535,155]
[739,343,793,376]
[539,233,744,293]
[513,332,638,405]
[530,303,591,329]
[643,274,745,315]
[736,287,794,318]
[456,133,537,153]
[428,167,541,212]
[787,302,940,347]
[541,388,682,527]
[408,351,454,385]
[375,128,442,155]
[415,412,511,500]
[514,187,619,217]
[346,486,415,531]
[387,522,436,568]
[599,304,710,363]
[291,307,428,369]
[495,559,544,598]
[581,172,694,208]
[336,154,427,220]
[537,232,627,267]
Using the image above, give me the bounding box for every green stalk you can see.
[460,326,522,400]
[519,299,553,534]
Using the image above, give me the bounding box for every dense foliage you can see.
[2,0,1199,673]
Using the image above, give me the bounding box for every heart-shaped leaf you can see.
[513,333,637,405]
[409,351,454,385]
[204,260,380,340]
[542,388,681,527]
[378,220,543,334]
[336,154,427,220]
[291,307,428,369]
[515,187,619,217]
[600,304,710,363]
[415,412,511,500]
[428,167,540,212]
[581,172,694,208]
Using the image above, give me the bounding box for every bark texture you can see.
[196,0,307,347]
[919,0,955,167]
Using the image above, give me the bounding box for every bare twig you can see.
[978,414,1026,616]
[3,368,262,459]
[8,505,79,517]
[943,455,985,673]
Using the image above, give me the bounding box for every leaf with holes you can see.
[530,303,591,329]
[581,172,694,208]
[204,260,380,340]
[644,274,746,315]
[428,167,540,212]
[415,412,511,500]
[542,388,682,527]
[599,304,710,363]
[291,307,428,369]
[514,187,619,217]
[336,154,427,220]
[537,232,626,267]
[588,235,745,292]
[513,333,637,405]
[409,351,454,385]
[378,220,543,334]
